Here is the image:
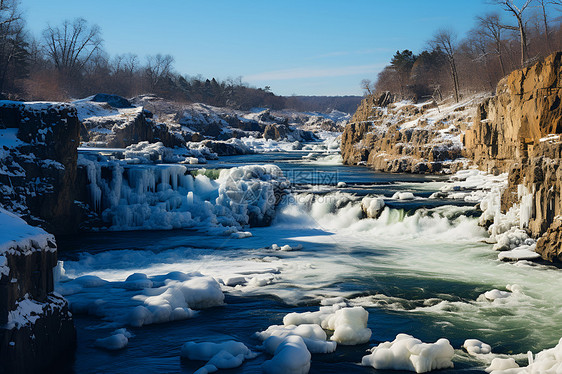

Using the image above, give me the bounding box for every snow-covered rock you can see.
[361,334,454,373]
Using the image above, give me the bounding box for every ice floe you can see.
[361,334,454,373]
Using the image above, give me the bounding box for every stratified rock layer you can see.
[0,210,75,374]
[0,101,81,234]
[341,93,470,173]
[463,52,562,261]
[463,52,562,173]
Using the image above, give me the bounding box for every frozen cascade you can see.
[77,155,289,231]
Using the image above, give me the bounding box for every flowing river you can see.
[53,150,562,373]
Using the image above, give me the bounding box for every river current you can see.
[54,151,562,373]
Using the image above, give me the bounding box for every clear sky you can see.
[21,0,499,96]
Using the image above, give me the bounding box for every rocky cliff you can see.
[341,92,473,173]
[0,102,79,372]
[462,51,562,261]
[0,101,82,234]
[0,208,75,374]
[463,52,562,174]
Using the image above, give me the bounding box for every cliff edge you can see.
[463,51,562,262]
[341,91,475,173]
[0,208,75,374]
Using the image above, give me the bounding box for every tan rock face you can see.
[463,52,562,173]
[341,93,469,173]
[463,52,562,262]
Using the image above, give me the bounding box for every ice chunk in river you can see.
[262,335,311,374]
[361,333,454,373]
[181,340,257,373]
[257,324,336,354]
[463,339,492,355]
[283,305,371,345]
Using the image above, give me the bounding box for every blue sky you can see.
[21,0,499,96]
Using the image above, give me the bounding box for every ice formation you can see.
[78,156,289,231]
[180,340,257,373]
[361,334,454,373]
[361,196,385,218]
[129,275,223,326]
[463,339,492,355]
[482,289,511,301]
[485,338,562,373]
[432,169,540,262]
[282,303,371,345]
[122,141,217,164]
[262,335,311,374]
[94,329,134,350]
[392,191,415,200]
[486,357,520,373]
[58,271,224,327]
[257,324,337,354]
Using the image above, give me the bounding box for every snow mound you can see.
[283,304,371,345]
[262,335,311,374]
[123,273,153,290]
[361,333,454,373]
[487,338,562,373]
[463,339,492,355]
[257,324,336,354]
[129,276,223,327]
[482,289,511,301]
[94,328,134,351]
[180,340,257,373]
[361,196,385,218]
[392,192,415,200]
[271,243,302,251]
[122,141,215,164]
[323,306,371,345]
[0,208,55,275]
[486,357,519,373]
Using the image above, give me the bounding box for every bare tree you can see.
[477,13,508,75]
[360,78,372,95]
[145,53,174,90]
[42,18,103,75]
[534,0,559,51]
[495,0,532,66]
[430,28,460,102]
[0,0,27,93]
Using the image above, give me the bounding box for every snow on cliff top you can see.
[72,99,141,122]
[0,208,55,255]
[0,128,23,159]
[0,100,74,112]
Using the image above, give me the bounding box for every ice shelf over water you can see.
[78,156,290,231]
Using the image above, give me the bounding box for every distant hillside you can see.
[284,96,363,114]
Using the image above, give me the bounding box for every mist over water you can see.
[55,151,562,373]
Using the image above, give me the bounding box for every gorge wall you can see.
[341,92,471,173]
[0,209,76,374]
[0,102,82,234]
[345,52,562,262]
[463,51,562,261]
[0,102,80,373]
